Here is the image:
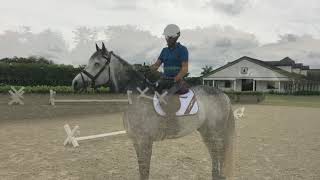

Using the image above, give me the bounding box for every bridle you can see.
[79,51,113,90]
[77,50,159,92]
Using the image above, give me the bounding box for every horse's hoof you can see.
[213,175,226,180]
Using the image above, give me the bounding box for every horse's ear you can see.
[102,42,107,53]
[95,43,100,51]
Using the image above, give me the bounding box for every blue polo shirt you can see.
[158,42,188,78]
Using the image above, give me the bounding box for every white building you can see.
[203,56,320,92]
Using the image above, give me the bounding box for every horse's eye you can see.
[94,62,100,67]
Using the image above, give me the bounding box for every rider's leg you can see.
[156,79,174,94]
[176,80,189,94]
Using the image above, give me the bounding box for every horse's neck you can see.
[110,56,145,92]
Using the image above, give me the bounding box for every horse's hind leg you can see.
[198,125,226,180]
[133,139,153,180]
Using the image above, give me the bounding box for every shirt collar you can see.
[169,42,180,50]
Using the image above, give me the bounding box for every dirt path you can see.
[234,105,320,180]
[0,94,319,179]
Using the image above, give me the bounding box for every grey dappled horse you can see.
[72,43,235,180]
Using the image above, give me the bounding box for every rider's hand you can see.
[174,76,181,82]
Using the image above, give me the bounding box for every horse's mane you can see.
[111,52,146,80]
[112,53,132,67]
[110,52,157,93]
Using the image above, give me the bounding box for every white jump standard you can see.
[49,89,132,106]
[8,86,25,105]
[64,124,126,147]
[136,87,168,104]
[233,106,245,120]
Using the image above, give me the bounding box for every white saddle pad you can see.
[153,90,199,116]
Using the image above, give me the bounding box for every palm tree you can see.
[200,65,213,76]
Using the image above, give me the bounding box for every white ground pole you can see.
[8,86,25,105]
[49,90,132,106]
[64,124,126,147]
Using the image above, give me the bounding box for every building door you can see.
[241,79,253,91]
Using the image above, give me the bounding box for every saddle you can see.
[153,89,199,116]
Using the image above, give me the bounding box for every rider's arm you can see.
[174,61,188,82]
[150,59,162,71]
[151,48,165,71]
[174,46,189,82]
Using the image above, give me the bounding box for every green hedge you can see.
[293,91,320,95]
[224,91,265,103]
[225,90,320,96]
[0,62,80,86]
[268,90,320,96]
[225,91,264,96]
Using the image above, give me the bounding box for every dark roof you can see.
[204,56,305,79]
[280,57,296,65]
[264,57,308,69]
[293,63,303,68]
[264,57,296,66]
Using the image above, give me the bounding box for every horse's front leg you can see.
[198,126,227,180]
[133,139,153,180]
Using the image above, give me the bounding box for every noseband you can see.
[80,51,113,89]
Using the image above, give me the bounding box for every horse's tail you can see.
[223,105,236,178]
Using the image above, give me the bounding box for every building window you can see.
[204,80,209,86]
[225,81,231,88]
[267,81,276,89]
[209,81,213,87]
[241,67,248,74]
[241,79,253,91]
[204,80,213,87]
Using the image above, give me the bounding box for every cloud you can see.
[111,0,139,10]
[93,27,320,73]
[1,25,320,76]
[102,25,163,64]
[2,0,320,47]
[207,0,251,15]
[240,34,320,68]
[180,25,259,75]
[0,28,69,64]
[89,0,142,11]
[278,34,301,43]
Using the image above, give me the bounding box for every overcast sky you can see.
[1,0,320,75]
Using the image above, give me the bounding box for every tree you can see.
[69,26,98,65]
[72,26,97,45]
[0,56,53,64]
[200,65,213,76]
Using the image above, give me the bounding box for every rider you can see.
[150,24,189,95]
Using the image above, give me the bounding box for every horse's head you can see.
[72,42,161,93]
[72,42,112,92]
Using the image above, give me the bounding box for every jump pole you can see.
[50,90,132,106]
[64,124,126,147]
